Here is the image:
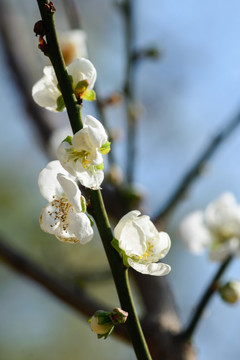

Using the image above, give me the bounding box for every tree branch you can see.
[0,235,111,325]
[153,112,240,223]
[0,0,53,148]
[178,255,233,342]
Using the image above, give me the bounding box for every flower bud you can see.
[89,308,128,339]
[90,310,114,339]
[219,280,240,304]
[110,307,128,325]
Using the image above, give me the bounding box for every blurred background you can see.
[0,0,240,359]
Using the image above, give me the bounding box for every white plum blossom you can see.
[113,210,171,276]
[32,57,96,112]
[38,160,93,244]
[59,29,88,65]
[57,115,110,190]
[180,193,240,261]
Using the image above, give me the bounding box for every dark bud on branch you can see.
[44,1,56,14]
[131,48,161,62]
[33,20,46,37]
[99,93,123,107]
[38,36,48,56]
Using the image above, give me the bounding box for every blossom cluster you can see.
[180,192,240,261]
[33,34,171,276]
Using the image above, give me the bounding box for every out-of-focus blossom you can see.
[180,193,240,261]
[59,29,88,65]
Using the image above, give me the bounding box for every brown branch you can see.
[0,234,128,341]
[153,110,240,224]
[0,0,53,148]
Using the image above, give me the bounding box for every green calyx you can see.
[74,80,96,101]
[62,136,73,145]
[111,238,130,268]
[81,89,96,101]
[95,163,104,171]
[80,195,87,213]
[87,215,94,227]
[56,95,65,111]
[99,141,111,155]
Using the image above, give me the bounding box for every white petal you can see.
[84,115,108,148]
[118,220,146,257]
[57,142,78,177]
[114,210,141,240]
[72,128,93,152]
[67,58,97,89]
[32,66,60,111]
[154,232,171,259]
[77,168,104,189]
[179,211,212,254]
[57,174,81,212]
[54,226,79,244]
[40,203,59,234]
[67,211,93,244]
[128,259,171,276]
[38,161,68,201]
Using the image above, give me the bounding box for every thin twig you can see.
[178,255,233,342]
[0,0,53,148]
[122,0,136,184]
[153,112,240,223]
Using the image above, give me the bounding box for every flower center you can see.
[137,240,154,261]
[48,196,72,231]
[66,148,91,168]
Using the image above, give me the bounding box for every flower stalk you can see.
[36,1,152,359]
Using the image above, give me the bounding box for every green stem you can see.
[89,190,152,360]
[179,255,233,342]
[37,0,82,133]
[36,2,152,359]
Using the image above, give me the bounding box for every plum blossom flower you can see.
[179,192,240,261]
[57,115,110,190]
[113,210,171,276]
[38,160,93,244]
[59,29,88,65]
[32,57,96,112]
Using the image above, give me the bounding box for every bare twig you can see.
[153,112,240,223]
[0,0,53,148]
[178,255,233,342]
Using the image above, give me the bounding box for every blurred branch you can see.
[0,0,53,148]
[0,236,105,320]
[153,112,240,224]
[178,255,233,342]
[62,0,82,29]
[121,0,137,184]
